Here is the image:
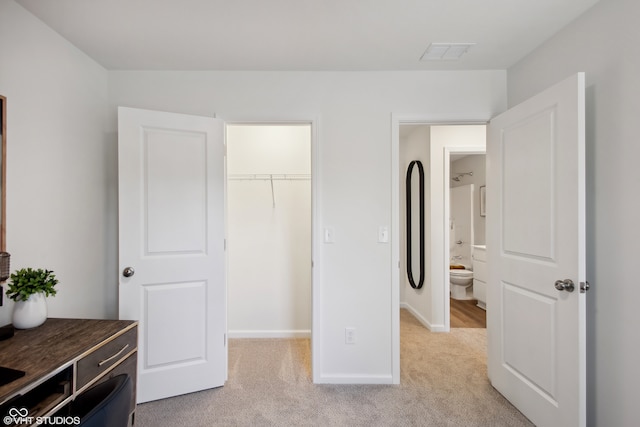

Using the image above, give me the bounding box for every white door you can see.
[118,107,226,403]
[487,73,586,426]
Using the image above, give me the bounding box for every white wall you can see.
[226,125,311,337]
[1,0,507,385]
[108,70,506,382]
[399,126,431,327]
[0,1,110,324]
[451,154,486,245]
[507,0,638,424]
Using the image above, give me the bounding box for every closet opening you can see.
[225,124,312,346]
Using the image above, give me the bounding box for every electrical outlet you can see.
[345,327,356,344]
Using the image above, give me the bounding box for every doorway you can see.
[393,120,487,383]
[397,123,486,330]
[449,153,487,328]
[392,74,587,423]
[225,124,312,339]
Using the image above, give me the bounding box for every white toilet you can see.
[450,268,474,300]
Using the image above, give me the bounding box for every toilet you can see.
[450,268,474,300]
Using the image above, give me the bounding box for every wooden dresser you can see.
[0,318,138,425]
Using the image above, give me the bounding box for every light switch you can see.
[378,226,389,243]
[324,227,335,243]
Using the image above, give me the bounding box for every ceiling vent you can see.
[420,43,475,61]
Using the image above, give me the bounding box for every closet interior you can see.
[226,124,312,338]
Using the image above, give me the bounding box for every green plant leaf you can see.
[5,268,59,302]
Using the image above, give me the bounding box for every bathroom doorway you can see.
[449,153,486,328]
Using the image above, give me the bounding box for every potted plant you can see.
[6,268,58,329]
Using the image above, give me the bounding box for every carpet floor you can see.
[135,309,534,426]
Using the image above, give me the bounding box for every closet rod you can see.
[227,173,310,181]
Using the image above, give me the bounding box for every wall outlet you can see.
[345,327,356,344]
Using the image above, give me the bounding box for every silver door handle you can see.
[554,279,575,292]
[122,267,135,278]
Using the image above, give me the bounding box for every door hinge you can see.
[224,333,227,346]
[580,281,590,293]
[224,239,227,251]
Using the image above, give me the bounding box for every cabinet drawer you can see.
[90,353,137,415]
[473,279,486,303]
[472,261,487,282]
[76,326,137,390]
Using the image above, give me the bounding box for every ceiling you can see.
[16,0,599,71]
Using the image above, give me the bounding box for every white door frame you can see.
[223,116,322,383]
[391,114,489,383]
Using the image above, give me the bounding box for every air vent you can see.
[420,43,475,61]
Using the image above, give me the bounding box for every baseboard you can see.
[315,374,394,384]
[427,323,447,332]
[228,329,311,339]
[400,303,447,332]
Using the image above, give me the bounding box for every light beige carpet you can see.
[135,310,533,426]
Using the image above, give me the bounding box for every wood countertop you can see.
[0,318,137,404]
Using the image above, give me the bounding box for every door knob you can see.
[122,267,135,278]
[554,279,575,292]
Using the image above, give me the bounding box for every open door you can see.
[487,73,586,426]
[118,107,226,403]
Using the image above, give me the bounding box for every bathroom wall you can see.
[451,154,486,245]
[226,125,311,337]
[449,184,474,268]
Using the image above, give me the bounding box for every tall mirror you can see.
[0,95,5,251]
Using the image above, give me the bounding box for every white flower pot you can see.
[12,292,48,329]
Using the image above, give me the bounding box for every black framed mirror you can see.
[406,160,425,289]
[0,95,5,252]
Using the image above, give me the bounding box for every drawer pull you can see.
[98,344,130,367]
